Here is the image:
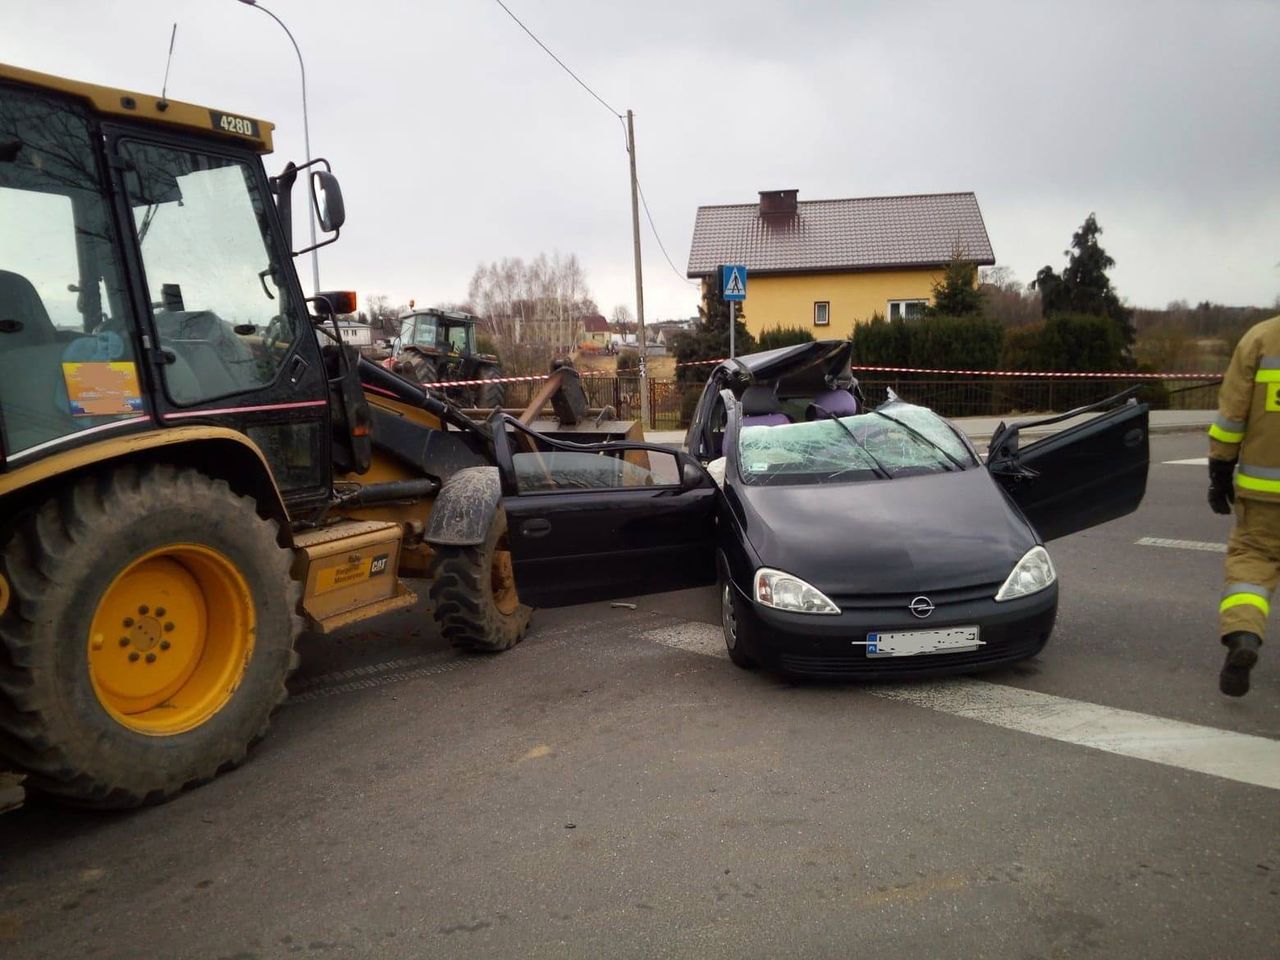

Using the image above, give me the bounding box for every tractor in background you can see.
[390,308,506,408]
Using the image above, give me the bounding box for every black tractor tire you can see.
[403,352,439,388]
[0,464,301,808]
[428,509,531,652]
[475,365,506,409]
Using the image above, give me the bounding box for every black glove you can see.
[1208,458,1237,515]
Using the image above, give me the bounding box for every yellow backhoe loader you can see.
[0,64,717,810]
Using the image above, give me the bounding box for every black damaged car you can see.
[485,340,1148,680]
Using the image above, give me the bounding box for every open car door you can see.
[494,417,719,607]
[987,392,1150,542]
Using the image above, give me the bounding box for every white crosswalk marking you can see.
[1136,536,1227,553]
[1163,457,1209,465]
[641,622,1280,791]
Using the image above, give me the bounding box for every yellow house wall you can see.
[738,269,941,339]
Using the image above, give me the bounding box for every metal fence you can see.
[853,375,1221,419]
[492,374,1220,429]
[495,375,699,429]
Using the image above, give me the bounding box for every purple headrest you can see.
[806,389,858,419]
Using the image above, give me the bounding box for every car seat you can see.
[805,388,858,421]
[740,383,790,427]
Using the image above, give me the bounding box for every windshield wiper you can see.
[868,408,966,471]
[818,409,891,480]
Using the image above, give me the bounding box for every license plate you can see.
[865,626,981,657]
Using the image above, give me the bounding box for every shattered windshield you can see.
[736,402,974,486]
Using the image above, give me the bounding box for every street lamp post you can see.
[237,0,320,295]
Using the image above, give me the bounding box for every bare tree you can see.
[364,294,407,338]
[467,252,598,372]
[611,304,635,333]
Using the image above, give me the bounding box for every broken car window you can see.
[736,402,975,486]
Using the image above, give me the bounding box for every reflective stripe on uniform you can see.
[1220,582,1271,616]
[1220,592,1270,616]
[1254,368,1280,383]
[1209,422,1245,444]
[1223,582,1271,602]
[1257,356,1280,369]
[1237,463,1280,493]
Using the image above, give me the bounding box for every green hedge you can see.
[756,325,816,351]
[849,314,1003,369]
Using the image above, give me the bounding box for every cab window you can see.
[444,324,469,353]
[119,140,296,406]
[409,315,436,348]
[0,84,142,459]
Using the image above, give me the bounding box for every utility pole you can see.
[625,109,650,429]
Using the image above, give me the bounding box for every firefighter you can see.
[1208,314,1280,696]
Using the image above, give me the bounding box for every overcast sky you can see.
[5,0,1278,320]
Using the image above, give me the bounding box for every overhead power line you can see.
[637,176,698,286]
[492,0,621,118]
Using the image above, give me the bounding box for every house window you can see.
[888,299,927,321]
[813,301,830,326]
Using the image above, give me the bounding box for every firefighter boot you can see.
[1219,631,1262,697]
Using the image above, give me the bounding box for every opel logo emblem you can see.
[909,596,935,619]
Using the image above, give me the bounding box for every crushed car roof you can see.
[714,340,853,395]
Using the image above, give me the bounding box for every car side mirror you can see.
[679,454,710,489]
[312,171,345,232]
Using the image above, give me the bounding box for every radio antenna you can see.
[159,23,178,104]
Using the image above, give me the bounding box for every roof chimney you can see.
[759,189,798,220]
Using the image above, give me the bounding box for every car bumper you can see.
[738,583,1058,680]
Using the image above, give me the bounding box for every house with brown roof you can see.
[686,189,995,339]
[580,313,610,347]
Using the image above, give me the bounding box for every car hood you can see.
[729,467,1037,596]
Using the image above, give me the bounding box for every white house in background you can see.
[334,320,373,347]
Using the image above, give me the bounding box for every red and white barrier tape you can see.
[846,364,1218,381]
[409,363,1221,389]
[672,356,1218,381]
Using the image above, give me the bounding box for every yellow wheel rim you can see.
[88,545,255,736]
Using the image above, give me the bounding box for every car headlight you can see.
[995,546,1056,601]
[754,568,840,615]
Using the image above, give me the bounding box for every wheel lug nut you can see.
[119,637,130,647]
[155,607,166,617]
[138,605,149,616]
[128,652,140,662]
[164,622,175,633]
[145,653,156,664]
[160,640,171,651]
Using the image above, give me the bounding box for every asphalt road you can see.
[1,434,1277,960]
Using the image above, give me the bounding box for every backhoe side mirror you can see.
[312,171,345,233]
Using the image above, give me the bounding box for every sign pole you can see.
[720,264,746,362]
[729,301,735,360]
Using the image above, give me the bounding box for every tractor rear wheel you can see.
[0,464,301,808]
[475,366,506,409]
[428,508,530,652]
[398,351,439,389]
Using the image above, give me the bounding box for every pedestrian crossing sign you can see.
[721,264,747,301]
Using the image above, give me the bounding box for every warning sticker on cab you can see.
[62,362,143,417]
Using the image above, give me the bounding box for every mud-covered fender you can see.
[423,466,502,547]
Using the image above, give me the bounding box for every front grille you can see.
[828,581,1003,613]
[779,631,1047,679]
